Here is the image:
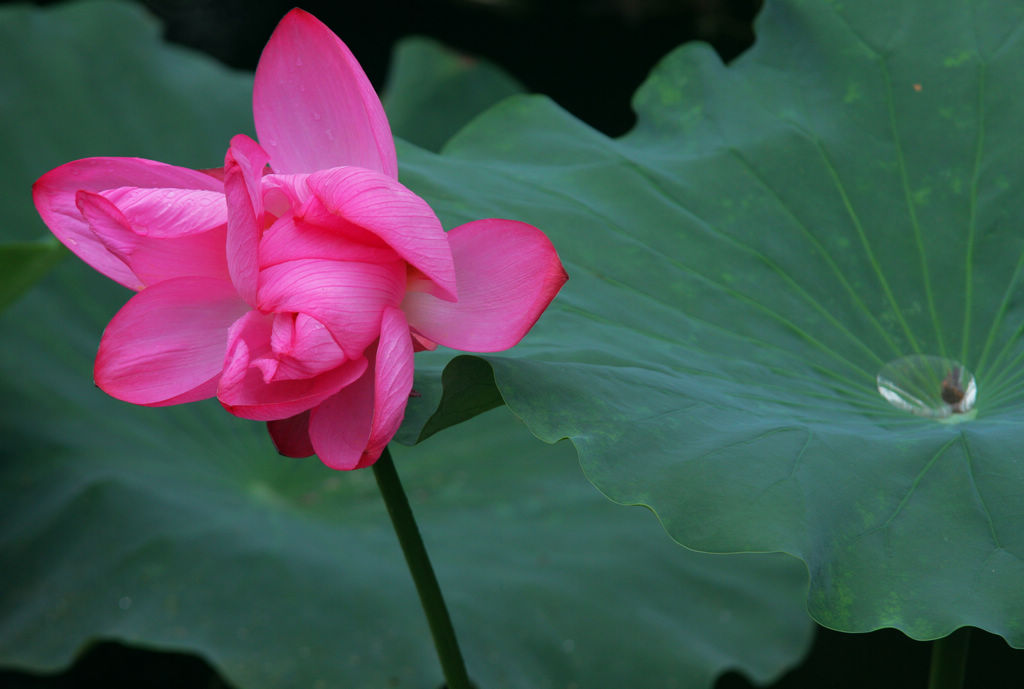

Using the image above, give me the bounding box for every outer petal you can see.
[362,307,415,466]
[309,307,414,470]
[402,219,568,352]
[76,191,229,288]
[224,135,270,306]
[257,258,405,359]
[253,8,397,177]
[94,277,248,405]
[267,411,315,458]
[303,167,457,300]
[218,311,368,421]
[33,157,222,289]
[308,362,373,471]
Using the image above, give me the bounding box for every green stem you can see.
[373,447,472,689]
[928,628,971,689]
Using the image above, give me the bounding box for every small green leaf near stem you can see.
[373,447,473,689]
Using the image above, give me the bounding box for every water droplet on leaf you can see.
[877,355,977,422]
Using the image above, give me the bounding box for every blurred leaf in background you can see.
[383,37,525,152]
[0,238,65,313]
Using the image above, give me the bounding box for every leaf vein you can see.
[959,431,1002,549]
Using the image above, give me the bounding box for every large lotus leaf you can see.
[0,260,812,689]
[391,0,1024,646]
[0,2,814,688]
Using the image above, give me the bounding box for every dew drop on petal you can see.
[877,355,977,422]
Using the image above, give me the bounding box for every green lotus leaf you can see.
[392,0,1024,646]
[0,2,813,688]
[382,36,525,151]
[0,238,65,311]
[0,260,812,689]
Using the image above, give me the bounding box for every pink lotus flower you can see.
[33,9,566,470]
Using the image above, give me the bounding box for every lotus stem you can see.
[373,447,473,689]
[927,627,971,689]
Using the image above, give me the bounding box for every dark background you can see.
[5,0,1023,687]
[40,0,763,138]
